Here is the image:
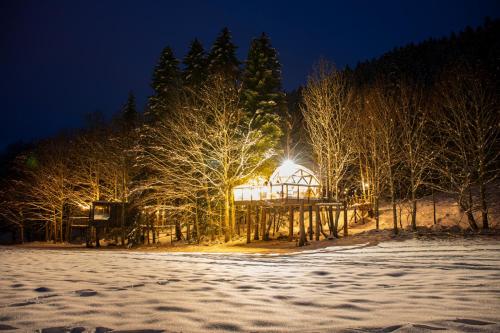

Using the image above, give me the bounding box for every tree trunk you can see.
[343,202,348,237]
[147,225,150,244]
[265,209,273,240]
[121,203,126,246]
[467,188,479,231]
[432,189,437,225]
[479,181,489,230]
[175,220,182,241]
[195,203,200,244]
[374,196,380,230]
[288,206,294,241]
[53,211,57,243]
[231,195,236,239]
[389,176,398,234]
[392,199,398,234]
[411,188,417,230]
[224,189,230,242]
[205,188,214,241]
[411,197,417,231]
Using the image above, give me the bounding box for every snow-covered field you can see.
[1,239,499,333]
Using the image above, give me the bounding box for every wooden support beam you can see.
[246,205,251,244]
[315,205,320,241]
[254,206,260,240]
[299,202,306,247]
[308,205,313,240]
[261,207,266,240]
[288,206,294,242]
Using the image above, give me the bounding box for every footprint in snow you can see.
[452,318,494,326]
[75,289,98,297]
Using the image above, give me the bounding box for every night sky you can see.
[1,0,499,150]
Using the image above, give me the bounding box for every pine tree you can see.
[207,27,240,79]
[242,33,283,120]
[241,32,284,174]
[147,46,181,121]
[183,39,208,88]
[122,91,138,130]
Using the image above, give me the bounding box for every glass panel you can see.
[94,205,110,220]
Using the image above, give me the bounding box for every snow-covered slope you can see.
[1,239,499,332]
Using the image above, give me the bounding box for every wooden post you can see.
[343,201,348,237]
[299,202,306,246]
[254,206,260,240]
[315,205,320,241]
[246,205,251,244]
[308,205,313,240]
[261,207,266,240]
[288,206,294,242]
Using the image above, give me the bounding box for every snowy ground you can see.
[0,239,499,333]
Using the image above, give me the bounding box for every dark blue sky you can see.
[1,0,499,149]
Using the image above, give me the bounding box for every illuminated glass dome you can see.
[233,160,320,202]
[270,160,320,186]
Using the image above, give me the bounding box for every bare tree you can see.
[302,60,356,202]
[432,66,499,230]
[395,83,434,230]
[21,139,73,242]
[365,82,401,234]
[352,89,386,229]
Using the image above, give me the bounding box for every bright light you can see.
[280,159,297,177]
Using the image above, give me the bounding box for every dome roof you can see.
[270,160,319,186]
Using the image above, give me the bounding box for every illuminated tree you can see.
[138,76,273,242]
[302,60,356,201]
[395,83,434,230]
[302,60,356,237]
[352,89,386,229]
[366,82,402,234]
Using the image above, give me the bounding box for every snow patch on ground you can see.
[0,239,499,332]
